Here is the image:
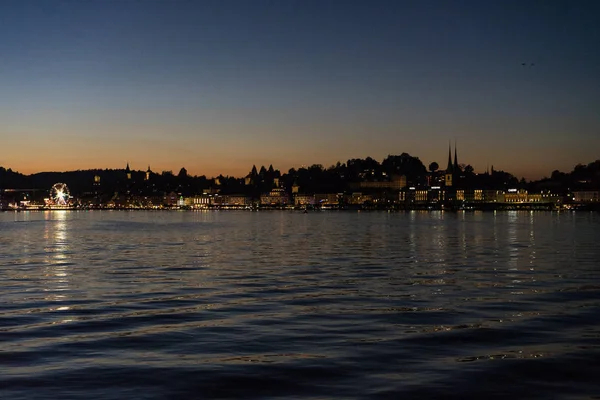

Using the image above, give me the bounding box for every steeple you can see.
[446,142,453,172]
[453,141,459,171]
[444,142,454,187]
[126,162,131,180]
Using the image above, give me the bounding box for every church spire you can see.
[453,141,459,171]
[446,141,453,172]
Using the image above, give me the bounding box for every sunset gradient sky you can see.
[1,0,599,179]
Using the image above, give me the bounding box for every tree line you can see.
[1,156,599,197]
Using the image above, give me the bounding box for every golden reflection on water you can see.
[503,211,540,296]
[507,211,519,271]
[43,211,71,301]
[408,211,418,262]
[529,211,536,269]
[13,211,34,265]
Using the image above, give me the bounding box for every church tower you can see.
[453,142,459,172]
[126,162,132,180]
[145,165,151,181]
[445,143,453,187]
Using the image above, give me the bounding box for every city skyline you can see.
[1,0,599,179]
[2,146,597,184]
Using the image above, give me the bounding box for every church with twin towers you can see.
[444,142,460,188]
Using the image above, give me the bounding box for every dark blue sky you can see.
[1,0,599,178]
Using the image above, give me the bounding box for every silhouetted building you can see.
[573,191,599,202]
[445,143,454,187]
[357,175,406,190]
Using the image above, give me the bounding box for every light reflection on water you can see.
[1,210,599,399]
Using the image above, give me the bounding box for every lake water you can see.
[1,210,599,399]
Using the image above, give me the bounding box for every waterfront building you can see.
[108,193,127,208]
[573,191,600,202]
[147,195,167,208]
[314,193,339,206]
[414,189,428,203]
[483,190,504,203]
[292,181,300,194]
[356,174,407,190]
[427,186,444,204]
[260,188,289,206]
[212,195,251,207]
[123,195,157,208]
[346,193,372,205]
[93,175,101,199]
[503,189,542,203]
[294,194,315,206]
[187,195,210,208]
[165,191,179,207]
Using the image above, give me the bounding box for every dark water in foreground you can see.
[1,210,599,399]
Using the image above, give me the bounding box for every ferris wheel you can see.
[50,183,70,206]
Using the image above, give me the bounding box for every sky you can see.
[1,0,599,180]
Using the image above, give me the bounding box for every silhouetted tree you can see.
[381,153,427,184]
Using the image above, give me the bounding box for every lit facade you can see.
[212,195,252,206]
[503,190,542,203]
[294,194,315,205]
[346,193,373,205]
[260,188,289,205]
[314,193,339,205]
[573,191,600,202]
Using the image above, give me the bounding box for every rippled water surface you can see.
[1,210,599,399]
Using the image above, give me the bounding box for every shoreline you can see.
[3,204,599,212]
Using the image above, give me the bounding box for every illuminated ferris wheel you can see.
[50,183,71,206]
